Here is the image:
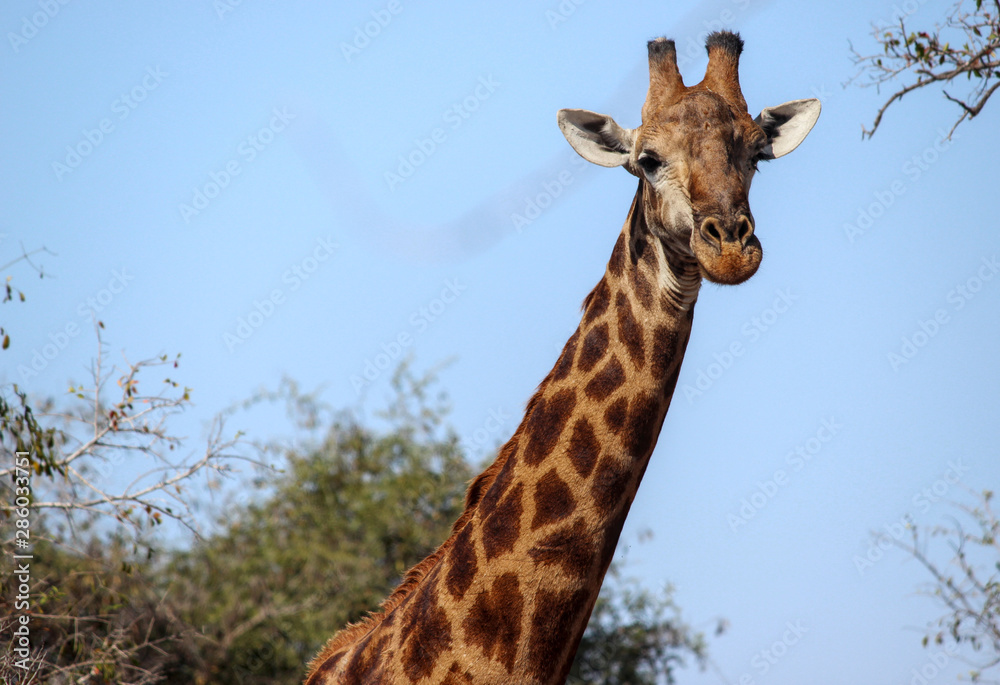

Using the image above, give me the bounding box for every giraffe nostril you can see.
[737,216,753,245]
[704,220,722,245]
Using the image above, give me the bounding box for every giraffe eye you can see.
[637,153,662,174]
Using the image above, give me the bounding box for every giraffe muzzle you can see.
[692,214,762,285]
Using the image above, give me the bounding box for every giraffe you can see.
[306,30,820,685]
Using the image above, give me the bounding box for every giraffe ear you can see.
[557,109,635,168]
[754,98,821,159]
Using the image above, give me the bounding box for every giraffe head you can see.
[558,31,820,285]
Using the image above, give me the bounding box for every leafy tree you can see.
[0,535,189,685]
[161,366,475,685]
[849,0,1000,137]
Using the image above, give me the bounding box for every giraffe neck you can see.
[476,181,700,682]
[307,182,702,685]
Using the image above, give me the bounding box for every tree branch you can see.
[849,0,1000,138]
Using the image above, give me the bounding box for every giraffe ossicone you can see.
[306,30,819,685]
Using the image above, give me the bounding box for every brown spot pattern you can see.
[531,468,576,530]
[604,397,628,434]
[630,234,646,265]
[585,356,625,401]
[616,292,645,368]
[630,265,654,310]
[397,594,418,646]
[599,505,631,571]
[583,279,611,324]
[527,588,590,682]
[624,392,661,457]
[342,633,388,685]
[567,417,600,478]
[651,325,680,380]
[482,483,524,560]
[480,448,516,513]
[445,524,478,600]
[524,389,577,466]
[464,472,491,512]
[306,650,346,685]
[401,569,452,682]
[552,329,579,382]
[640,237,659,268]
[609,233,627,277]
[590,455,632,518]
[442,662,475,685]
[528,517,596,579]
[463,573,523,673]
[578,323,610,373]
[662,364,682,402]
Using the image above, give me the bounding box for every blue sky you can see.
[3,1,999,683]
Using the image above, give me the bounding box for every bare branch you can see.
[2,325,269,541]
[0,242,56,277]
[887,489,1000,681]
